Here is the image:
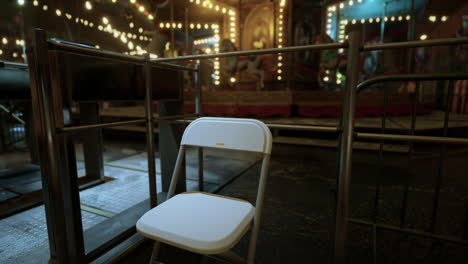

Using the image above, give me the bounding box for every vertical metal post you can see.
[405,0,416,73]
[334,25,362,264]
[144,54,158,207]
[185,7,189,54]
[30,29,85,264]
[372,86,389,264]
[287,0,294,90]
[380,2,387,43]
[430,80,453,232]
[194,63,204,191]
[170,1,175,53]
[400,81,419,227]
[79,102,104,182]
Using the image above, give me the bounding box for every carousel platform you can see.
[100,106,468,153]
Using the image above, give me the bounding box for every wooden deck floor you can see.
[100,106,468,131]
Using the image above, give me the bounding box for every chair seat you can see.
[136,192,255,254]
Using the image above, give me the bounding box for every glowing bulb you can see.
[340,3,344,8]
[85,1,92,10]
[178,23,182,29]
[129,22,134,28]
[197,24,201,29]
[230,77,236,83]
[0,49,2,55]
[166,23,171,28]
[13,52,18,58]
[352,19,356,24]
[278,69,282,74]
[102,17,109,24]
[376,18,381,22]
[138,28,143,33]
[160,23,164,28]
[190,24,194,29]
[398,16,403,21]
[384,17,388,22]
[348,1,354,6]
[361,19,365,23]
[420,34,428,40]
[43,5,48,11]
[130,0,136,3]
[222,8,226,13]
[2,38,7,44]
[33,1,39,6]
[441,16,448,22]
[323,76,329,82]
[369,18,373,23]
[391,16,395,21]
[337,80,342,84]
[17,0,25,6]
[128,42,134,50]
[120,35,127,43]
[406,15,411,20]
[429,16,436,22]
[277,76,282,80]
[55,9,62,16]
[139,6,145,12]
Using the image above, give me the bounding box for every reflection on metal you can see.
[0,104,25,124]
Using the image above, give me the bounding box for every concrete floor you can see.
[118,144,468,264]
[2,138,468,263]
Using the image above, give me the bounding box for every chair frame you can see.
[148,117,272,264]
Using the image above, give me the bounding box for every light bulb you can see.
[85,1,92,10]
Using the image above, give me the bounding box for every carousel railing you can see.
[29,25,468,264]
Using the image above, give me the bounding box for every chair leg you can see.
[149,241,161,264]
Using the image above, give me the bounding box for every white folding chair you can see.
[136,117,272,264]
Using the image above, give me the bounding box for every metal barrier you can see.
[29,25,468,264]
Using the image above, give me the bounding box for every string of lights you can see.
[276,0,286,81]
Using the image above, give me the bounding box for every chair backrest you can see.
[181,117,272,154]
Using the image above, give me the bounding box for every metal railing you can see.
[29,25,468,264]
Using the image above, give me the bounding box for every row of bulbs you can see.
[128,0,155,21]
[188,0,237,44]
[0,49,25,59]
[158,22,219,30]
[277,0,287,81]
[30,0,151,47]
[1,37,25,46]
[186,0,226,85]
[194,36,220,45]
[327,0,363,11]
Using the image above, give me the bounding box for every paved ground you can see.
[2,137,468,263]
[0,140,256,263]
[119,144,468,264]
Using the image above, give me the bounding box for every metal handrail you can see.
[356,132,468,145]
[58,119,146,133]
[151,42,348,62]
[357,72,468,92]
[363,36,468,51]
